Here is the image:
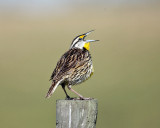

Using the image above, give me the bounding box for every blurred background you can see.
[0,0,160,128]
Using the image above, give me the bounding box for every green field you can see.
[0,3,160,128]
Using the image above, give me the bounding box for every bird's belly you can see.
[69,64,94,85]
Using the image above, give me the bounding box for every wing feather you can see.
[50,48,88,81]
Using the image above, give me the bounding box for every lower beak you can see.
[86,40,99,42]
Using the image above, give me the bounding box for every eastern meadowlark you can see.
[46,30,98,100]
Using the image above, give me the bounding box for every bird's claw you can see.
[80,97,93,100]
[75,97,93,100]
[65,96,93,100]
[65,96,74,100]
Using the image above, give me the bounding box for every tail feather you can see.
[46,79,63,98]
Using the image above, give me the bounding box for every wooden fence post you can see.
[56,99,98,128]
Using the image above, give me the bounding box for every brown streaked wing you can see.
[49,56,66,80]
[50,48,86,80]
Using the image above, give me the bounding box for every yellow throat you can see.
[84,42,90,50]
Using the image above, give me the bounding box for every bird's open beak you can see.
[79,30,99,42]
[84,30,99,43]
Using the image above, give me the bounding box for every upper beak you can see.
[84,30,95,36]
[80,30,94,40]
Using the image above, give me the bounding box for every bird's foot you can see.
[65,96,74,100]
[74,97,93,100]
[80,97,93,100]
[65,96,93,100]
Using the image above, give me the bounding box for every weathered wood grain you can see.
[56,99,98,128]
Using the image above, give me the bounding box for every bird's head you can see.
[70,30,99,51]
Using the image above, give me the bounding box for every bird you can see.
[46,30,98,100]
